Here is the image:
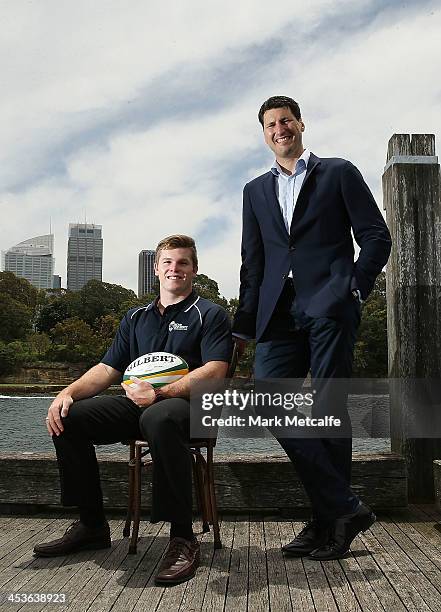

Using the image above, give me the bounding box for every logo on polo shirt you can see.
[169,320,188,332]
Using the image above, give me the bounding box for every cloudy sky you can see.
[1,0,440,298]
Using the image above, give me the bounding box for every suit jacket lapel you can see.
[290,152,321,234]
[263,172,289,238]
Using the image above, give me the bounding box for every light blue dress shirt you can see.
[270,149,310,233]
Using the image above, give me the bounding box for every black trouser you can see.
[255,280,361,522]
[52,395,192,524]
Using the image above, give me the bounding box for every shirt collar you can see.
[271,149,310,177]
[153,290,198,315]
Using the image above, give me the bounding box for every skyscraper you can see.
[138,250,156,297]
[67,223,103,291]
[2,234,55,289]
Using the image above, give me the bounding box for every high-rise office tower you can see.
[138,250,156,297]
[2,234,55,289]
[67,223,103,291]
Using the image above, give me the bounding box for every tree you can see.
[0,294,32,342]
[193,274,228,308]
[0,271,39,307]
[48,317,101,364]
[0,342,20,375]
[51,317,95,348]
[73,280,137,326]
[27,332,51,358]
[353,272,388,377]
[34,296,72,333]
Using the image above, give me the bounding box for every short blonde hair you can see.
[155,235,198,270]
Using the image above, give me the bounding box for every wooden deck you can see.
[1,506,441,611]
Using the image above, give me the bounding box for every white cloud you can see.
[1,0,440,298]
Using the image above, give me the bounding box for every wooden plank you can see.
[153,519,214,612]
[414,503,441,521]
[360,526,433,610]
[277,520,315,611]
[0,518,71,591]
[0,520,76,611]
[224,515,249,612]
[0,516,54,550]
[383,514,441,573]
[14,520,125,612]
[321,560,362,612]
[247,518,269,612]
[199,517,234,612]
[401,506,441,549]
[338,537,395,612]
[264,519,292,612]
[48,521,149,612]
[370,520,441,610]
[0,516,63,563]
[6,521,121,612]
[178,516,226,612]
[293,522,338,612]
[85,521,165,612]
[0,453,408,512]
[341,525,406,612]
[109,522,169,612]
[387,511,441,572]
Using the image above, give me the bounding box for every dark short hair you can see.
[258,96,301,126]
[155,234,198,270]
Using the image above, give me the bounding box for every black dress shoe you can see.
[33,520,111,557]
[282,520,330,556]
[309,503,376,561]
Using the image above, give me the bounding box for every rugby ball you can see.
[123,352,189,388]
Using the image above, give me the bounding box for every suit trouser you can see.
[52,395,193,524]
[254,283,361,522]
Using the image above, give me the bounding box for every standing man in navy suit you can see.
[233,96,391,560]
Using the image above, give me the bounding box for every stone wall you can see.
[0,362,88,384]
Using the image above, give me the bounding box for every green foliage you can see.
[0,269,389,378]
[0,271,39,307]
[47,317,101,365]
[353,272,388,377]
[73,280,137,326]
[193,274,228,308]
[34,293,73,333]
[0,342,20,375]
[26,332,51,358]
[0,293,32,342]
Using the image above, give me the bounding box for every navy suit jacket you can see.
[232,153,392,342]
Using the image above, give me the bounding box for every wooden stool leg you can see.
[123,442,135,537]
[129,444,142,554]
[191,453,202,515]
[195,451,210,533]
[206,444,222,549]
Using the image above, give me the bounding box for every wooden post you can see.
[383,133,441,501]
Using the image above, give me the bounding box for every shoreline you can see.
[0,384,121,395]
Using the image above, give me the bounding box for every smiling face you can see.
[154,247,197,298]
[263,106,305,164]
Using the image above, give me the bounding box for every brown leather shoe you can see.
[155,537,200,585]
[33,520,111,557]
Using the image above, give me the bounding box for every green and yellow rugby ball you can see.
[123,352,189,388]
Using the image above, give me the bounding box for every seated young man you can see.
[34,234,232,585]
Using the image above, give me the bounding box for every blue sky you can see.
[1,0,440,297]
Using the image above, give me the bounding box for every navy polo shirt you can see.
[101,291,233,373]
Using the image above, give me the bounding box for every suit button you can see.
[282,274,287,280]
[289,245,296,252]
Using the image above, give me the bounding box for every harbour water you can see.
[0,395,390,455]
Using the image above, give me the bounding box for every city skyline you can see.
[67,223,103,291]
[1,1,440,297]
[138,250,156,298]
[1,234,56,290]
